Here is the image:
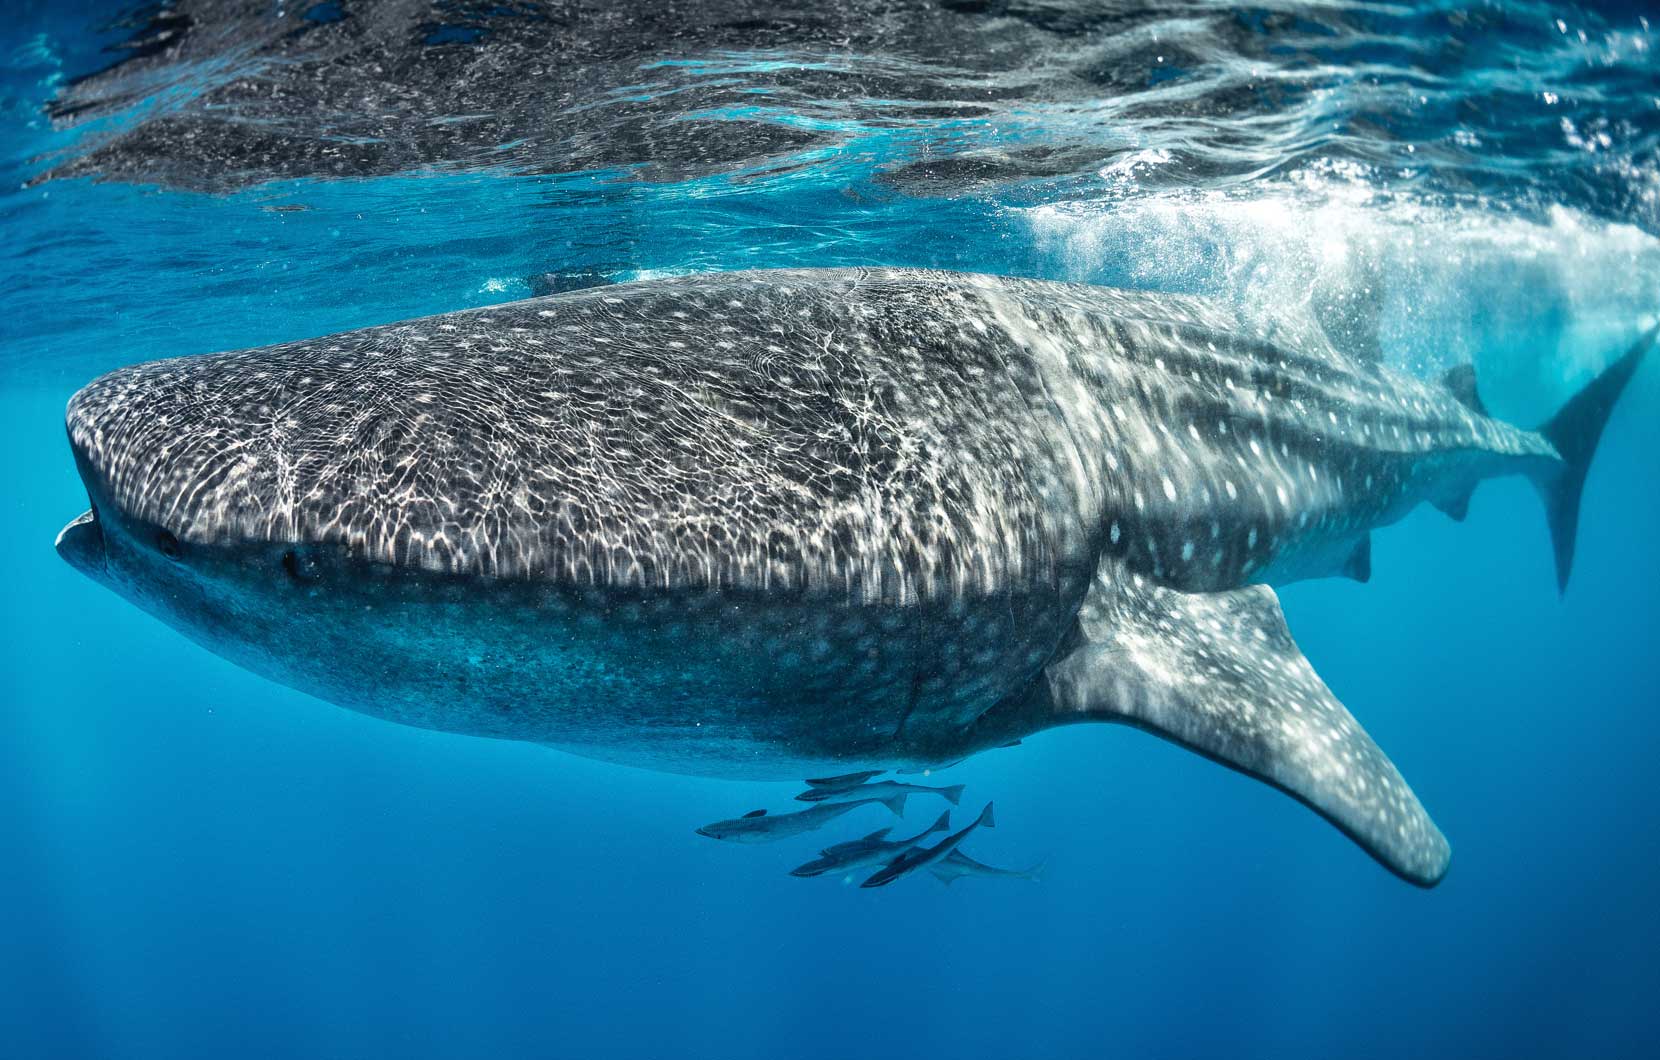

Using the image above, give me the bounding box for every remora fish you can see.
[55,268,1655,887]
[696,794,908,844]
[863,803,997,888]
[790,811,953,877]
[928,851,1044,886]
[794,779,964,806]
[801,770,885,794]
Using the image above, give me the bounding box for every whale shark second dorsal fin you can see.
[1432,489,1473,522]
[1042,558,1451,887]
[742,809,767,818]
[1341,536,1372,582]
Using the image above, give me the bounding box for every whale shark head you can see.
[51,338,1045,777]
[57,375,339,697]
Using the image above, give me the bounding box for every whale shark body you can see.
[55,268,1653,887]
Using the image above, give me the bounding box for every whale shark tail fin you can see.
[1043,558,1450,887]
[1534,324,1656,594]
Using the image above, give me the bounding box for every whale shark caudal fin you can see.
[1532,324,1657,594]
[1042,560,1450,886]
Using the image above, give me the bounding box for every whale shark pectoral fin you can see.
[1042,563,1450,887]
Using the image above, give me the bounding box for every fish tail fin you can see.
[1532,324,1655,594]
[1021,860,1046,882]
[941,784,965,806]
[881,792,909,816]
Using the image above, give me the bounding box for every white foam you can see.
[1017,166,1660,423]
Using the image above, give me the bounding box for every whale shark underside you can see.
[55,269,1654,887]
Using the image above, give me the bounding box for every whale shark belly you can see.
[156,542,1086,778]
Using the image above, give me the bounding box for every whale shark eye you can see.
[282,549,322,582]
[155,530,181,559]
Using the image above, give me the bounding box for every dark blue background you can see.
[3,3,1658,1057]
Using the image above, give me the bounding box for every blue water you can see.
[3,3,1659,1058]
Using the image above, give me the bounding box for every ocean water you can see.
[3,2,1659,1058]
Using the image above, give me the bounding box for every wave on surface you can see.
[0,1,1656,403]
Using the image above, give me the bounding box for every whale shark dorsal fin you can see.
[1309,251,1385,365]
[1042,560,1450,887]
[1440,363,1489,417]
[742,809,767,819]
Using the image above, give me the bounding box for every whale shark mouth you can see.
[55,506,106,577]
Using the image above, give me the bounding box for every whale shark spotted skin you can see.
[55,268,1653,887]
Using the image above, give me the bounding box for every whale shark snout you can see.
[61,360,230,552]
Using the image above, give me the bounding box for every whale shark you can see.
[55,268,1653,887]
